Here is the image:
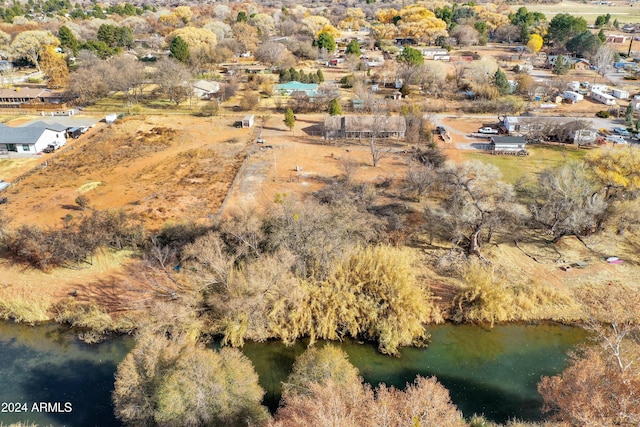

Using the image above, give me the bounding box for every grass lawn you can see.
[461,144,589,184]
[511,1,640,23]
[0,158,40,182]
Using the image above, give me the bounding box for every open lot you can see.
[0,115,254,229]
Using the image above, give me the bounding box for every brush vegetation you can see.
[452,261,581,326]
[53,299,135,343]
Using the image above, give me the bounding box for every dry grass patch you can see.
[0,288,51,324]
[53,299,135,343]
[452,261,581,326]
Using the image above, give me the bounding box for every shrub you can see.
[595,110,610,118]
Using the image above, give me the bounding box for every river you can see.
[0,322,589,426]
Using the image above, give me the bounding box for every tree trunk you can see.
[469,226,482,257]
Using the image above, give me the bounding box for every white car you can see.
[605,135,627,144]
[478,127,499,134]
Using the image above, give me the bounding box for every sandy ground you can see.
[224,113,412,213]
[1,115,254,230]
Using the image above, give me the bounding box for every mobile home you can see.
[564,91,584,103]
[591,90,616,106]
[611,89,629,99]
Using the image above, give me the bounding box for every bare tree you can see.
[427,161,520,257]
[591,44,615,78]
[153,57,192,106]
[530,162,608,240]
[339,156,361,183]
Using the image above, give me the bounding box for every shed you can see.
[489,136,528,155]
[105,113,117,124]
[242,115,255,128]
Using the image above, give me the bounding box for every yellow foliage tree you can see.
[167,27,217,52]
[371,22,399,41]
[395,5,448,44]
[39,45,68,88]
[473,6,510,31]
[585,147,640,199]
[375,8,399,25]
[338,8,368,31]
[527,33,544,53]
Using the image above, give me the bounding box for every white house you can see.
[193,80,220,99]
[0,122,67,155]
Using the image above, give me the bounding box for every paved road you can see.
[0,71,43,85]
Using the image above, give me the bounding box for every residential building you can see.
[192,80,220,99]
[276,81,319,97]
[324,115,406,139]
[0,122,67,155]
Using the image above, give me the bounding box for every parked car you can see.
[435,126,446,135]
[613,127,630,137]
[478,127,499,134]
[606,135,628,144]
[42,144,56,153]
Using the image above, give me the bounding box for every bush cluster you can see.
[6,210,144,271]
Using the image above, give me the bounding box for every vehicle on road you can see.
[435,126,446,135]
[613,127,630,137]
[478,127,499,134]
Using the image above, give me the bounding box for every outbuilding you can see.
[489,136,528,155]
[242,115,255,128]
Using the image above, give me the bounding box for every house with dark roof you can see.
[0,122,67,155]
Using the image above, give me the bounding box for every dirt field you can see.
[1,115,254,230]
[224,114,412,211]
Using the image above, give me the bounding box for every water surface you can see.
[0,322,588,426]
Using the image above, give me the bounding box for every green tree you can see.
[552,55,570,75]
[236,11,248,22]
[58,26,79,55]
[546,13,588,46]
[399,46,424,66]
[170,36,190,64]
[345,39,361,56]
[316,68,324,82]
[598,29,607,43]
[328,98,342,116]
[284,107,295,131]
[315,31,336,52]
[626,102,635,127]
[566,30,601,57]
[493,69,511,95]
